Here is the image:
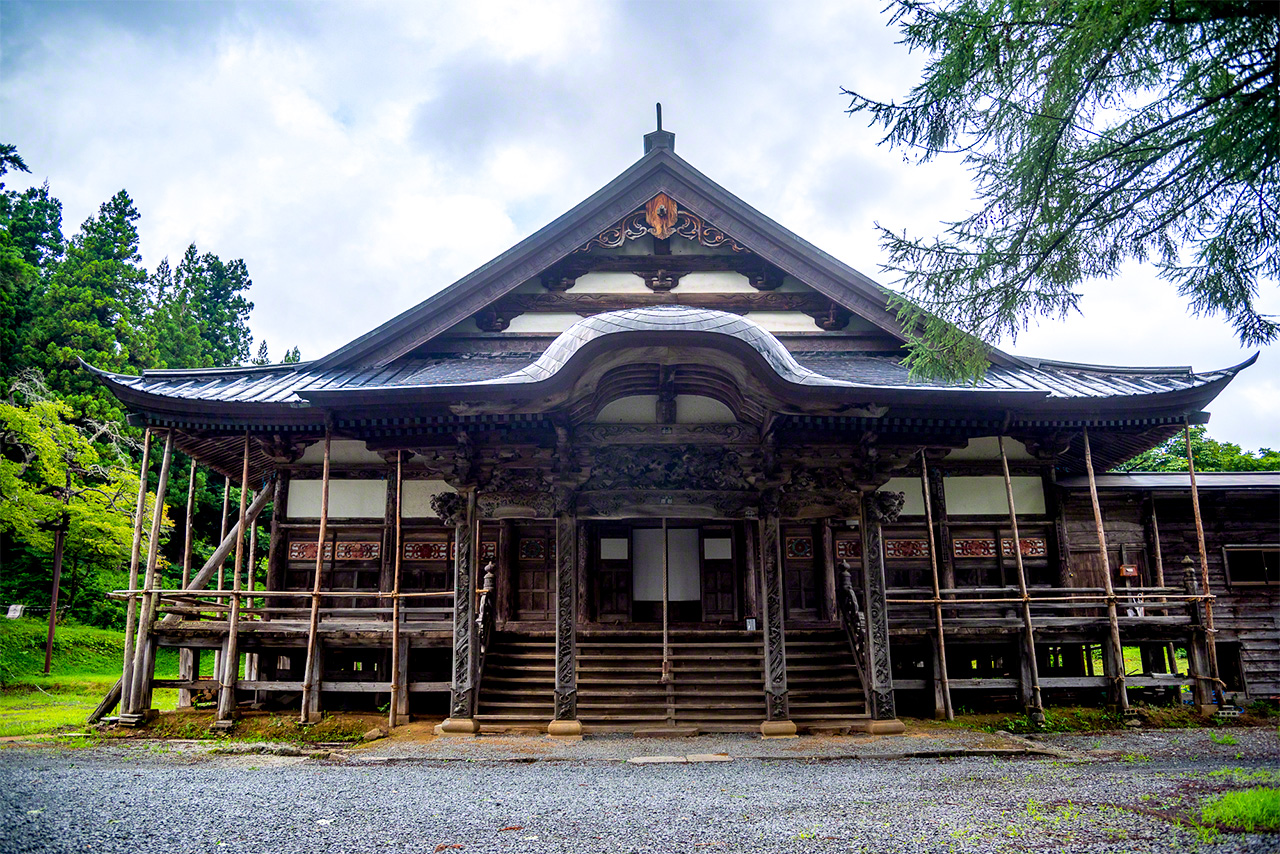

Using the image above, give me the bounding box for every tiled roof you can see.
[94,307,1246,407]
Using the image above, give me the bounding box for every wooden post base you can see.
[850,718,906,735]
[759,719,797,738]
[435,717,480,736]
[547,719,583,739]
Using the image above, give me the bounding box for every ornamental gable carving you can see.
[582,444,752,492]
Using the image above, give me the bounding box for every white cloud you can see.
[2,0,1274,449]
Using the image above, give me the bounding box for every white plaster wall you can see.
[882,477,926,516]
[297,439,387,465]
[570,272,648,293]
[742,311,819,332]
[946,437,1035,461]
[596,395,658,423]
[676,394,736,423]
[288,478,388,519]
[503,312,582,333]
[402,479,456,518]
[943,475,1046,515]
[672,272,756,293]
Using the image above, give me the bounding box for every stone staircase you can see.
[784,629,869,729]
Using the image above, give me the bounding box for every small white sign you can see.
[745,618,757,631]
[6,604,25,619]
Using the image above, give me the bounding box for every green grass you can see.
[1200,787,1280,832]
[0,618,178,737]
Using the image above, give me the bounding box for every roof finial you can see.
[644,103,675,154]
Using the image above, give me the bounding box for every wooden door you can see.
[595,529,632,622]
[782,525,820,621]
[513,523,553,621]
[700,526,737,621]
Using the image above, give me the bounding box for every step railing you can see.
[475,562,496,688]
[836,562,870,693]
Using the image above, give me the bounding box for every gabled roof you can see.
[311,138,1027,371]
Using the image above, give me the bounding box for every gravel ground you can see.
[1,728,1277,854]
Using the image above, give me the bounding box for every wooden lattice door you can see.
[782,525,820,621]
[513,523,553,621]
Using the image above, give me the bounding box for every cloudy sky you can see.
[3,1,1276,449]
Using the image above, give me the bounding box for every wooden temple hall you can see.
[89,119,1276,737]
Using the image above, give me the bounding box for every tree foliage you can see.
[1119,425,1280,472]
[0,372,161,626]
[844,0,1279,379]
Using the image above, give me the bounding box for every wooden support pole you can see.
[758,490,794,736]
[120,428,152,713]
[127,430,173,716]
[218,476,230,590]
[920,452,953,721]
[1184,421,1221,701]
[1083,427,1129,711]
[42,525,65,675]
[215,431,251,725]
[440,487,479,734]
[549,510,580,737]
[182,488,272,594]
[179,455,197,704]
[299,426,332,724]
[1000,436,1044,722]
[389,450,405,729]
[661,517,671,686]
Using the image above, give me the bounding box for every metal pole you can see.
[1083,427,1129,711]
[1184,421,1221,699]
[919,452,953,720]
[999,436,1044,722]
[299,426,332,723]
[389,450,404,730]
[120,428,152,712]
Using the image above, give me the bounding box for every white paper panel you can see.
[401,480,455,518]
[703,537,732,560]
[600,537,629,560]
[882,477,925,516]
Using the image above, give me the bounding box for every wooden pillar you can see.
[215,431,251,727]
[758,490,794,736]
[1184,422,1220,701]
[575,519,589,627]
[264,471,289,601]
[178,458,198,707]
[549,510,581,737]
[389,451,406,728]
[125,430,174,719]
[820,519,838,622]
[218,476,231,590]
[120,428,152,714]
[920,452,953,721]
[299,427,332,724]
[859,491,900,726]
[440,488,479,734]
[496,519,513,626]
[1083,427,1129,711]
[1183,565,1215,708]
[743,520,760,623]
[1000,436,1044,722]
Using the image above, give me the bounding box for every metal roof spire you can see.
[644,102,675,154]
